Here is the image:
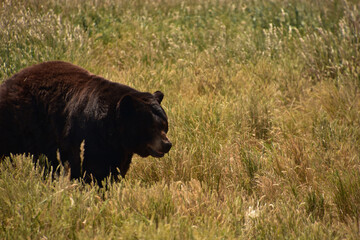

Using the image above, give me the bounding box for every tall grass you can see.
[1,0,360,239]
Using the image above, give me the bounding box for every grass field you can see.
[1,0,360,239]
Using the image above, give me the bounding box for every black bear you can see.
[0,61,172,184]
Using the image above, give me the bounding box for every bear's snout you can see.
[160,131,172,153]
[146,132,172,158]
[162,139,172,153]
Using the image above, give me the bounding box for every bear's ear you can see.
[154,91,164,104]
[117,95,134,117]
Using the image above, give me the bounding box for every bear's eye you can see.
[152,113,166,131]
[160,119,168,132]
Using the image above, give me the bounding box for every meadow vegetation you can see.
[1,0,360,239]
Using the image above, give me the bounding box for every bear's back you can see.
[6,61,91,86]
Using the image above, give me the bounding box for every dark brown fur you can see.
[0,61,171,184]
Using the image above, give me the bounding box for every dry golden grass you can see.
[1,0,360,239]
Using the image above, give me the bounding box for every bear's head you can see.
[116,91,172,158]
